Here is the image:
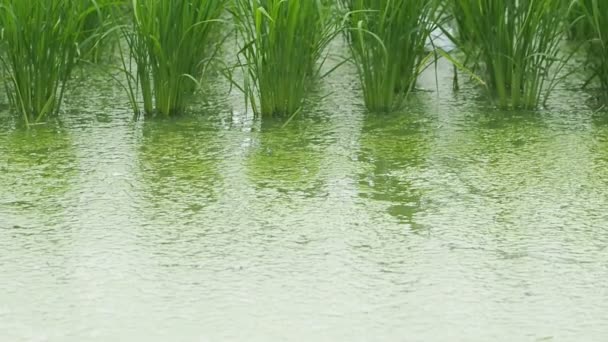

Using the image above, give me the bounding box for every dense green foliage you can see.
[120,0,224,117]
[2,0,608,126]
[231,0,336,117]
[575,0,608,101]
[80,0,122,62]
[567,0,593,41]
[341,0,436,112]
[0,0,93,125]
[446,0,566,109]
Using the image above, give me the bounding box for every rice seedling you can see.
[230,0,337,117]
[577,0,608,101]
[445,0,567,109]
[0,0,92,126]
[119,0,225,117]
[341,0,436,112]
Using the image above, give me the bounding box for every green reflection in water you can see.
[446,110,548,184]
[136,117,223,218]
[591,114,608,187]
[245,114,332,197]
[427,107,597,244]
[0,124,77,218]
[357,99,434,227]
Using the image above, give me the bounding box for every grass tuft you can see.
[230,0,337,118]
[341,0,436,112]
[446,0,567,109]
[119,0,225,117]
[0,0,92,126]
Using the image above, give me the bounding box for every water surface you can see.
[1,53,608,341]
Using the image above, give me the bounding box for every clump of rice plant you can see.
[577,0,608,102]
[341,0,436,112]
[120,0,225,117]
[446,0,567,109]
[0,1,91,126]
[230,0,337,117]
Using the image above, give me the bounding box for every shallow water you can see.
[1,52,608,341]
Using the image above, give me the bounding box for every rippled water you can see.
[1,48,608,341]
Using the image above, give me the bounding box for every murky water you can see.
[1,48,608,341]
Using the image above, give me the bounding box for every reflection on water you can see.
[357,100,433,227]
[589,115,608,208]
[136,118,223,219]
[0,125,77,221]
[245,113,332,198]
[441,111,548,201]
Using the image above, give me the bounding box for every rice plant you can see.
[341,0,436,112]
[230,0,337,117]
[0,0,91,126]
[120,0,225,117]
[576,0,608,101]
[446,0,567,109]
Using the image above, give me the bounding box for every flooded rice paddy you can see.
[1,54,608,341]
